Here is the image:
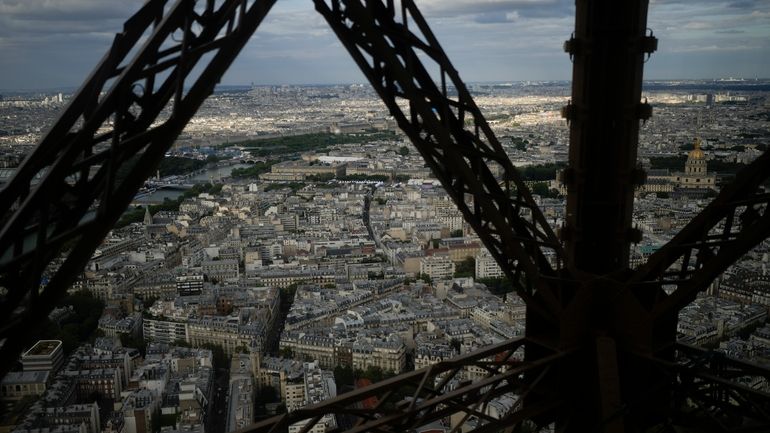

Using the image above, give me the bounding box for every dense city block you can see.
[1,80,769,433]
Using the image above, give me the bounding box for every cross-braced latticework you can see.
[244,338,564,433]
[629,151,770,318]
[315,0,571,321]
[1,1,769,432]
[0,0,278,375]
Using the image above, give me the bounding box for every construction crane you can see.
[1,0,768,432]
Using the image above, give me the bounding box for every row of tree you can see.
[116,182,224,227]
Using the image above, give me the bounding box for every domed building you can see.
[674,138,716,191]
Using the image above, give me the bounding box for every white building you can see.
[288,362,337,433]
[420,256,455,281]
[475,250,504,279]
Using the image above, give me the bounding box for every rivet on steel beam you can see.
[637,99,653,124]
[563,34,580,55]
[561,101,575,124]
[641,30,658,54]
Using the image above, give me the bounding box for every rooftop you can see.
[23,340,62,357]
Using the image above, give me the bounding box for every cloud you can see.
[417,0,572,19]
[0,0,141,20]
[0,0,767,89]
[0,0,142,42]
[0,0,142,35]
[727,1,764,9]
[473,11,520,24]
[682,21,711,30]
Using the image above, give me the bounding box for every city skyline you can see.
[0,0,768,90]
[1,1,769,428]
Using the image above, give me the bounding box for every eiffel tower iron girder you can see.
[0,0,768,432]
[0,0,279,375]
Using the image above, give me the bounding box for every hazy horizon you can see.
[1,0,768,91]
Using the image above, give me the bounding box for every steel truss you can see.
[246,338,564,433]
[0,0,769,432]
[630,150,770,318]
[661,344,770,432]
[0,0,278,375]
[314,0,570,322]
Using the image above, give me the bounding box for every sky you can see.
[0,0,768,90]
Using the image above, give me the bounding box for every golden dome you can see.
[688,138,705,160]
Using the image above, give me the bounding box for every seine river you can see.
[133,163,250,204]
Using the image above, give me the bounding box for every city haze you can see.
[0,0,769,90]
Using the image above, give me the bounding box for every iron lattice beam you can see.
[0,0,278,375]
[629,150,770,317]
[237,340,770,433]
[314,0,571,320]
[0,0,769,432]
[562,0,654,274]
[242,338,565,433]
[661,344,770,432]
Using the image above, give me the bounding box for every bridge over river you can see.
[133,161,250,204]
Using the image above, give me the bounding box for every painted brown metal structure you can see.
[0,0,769,432]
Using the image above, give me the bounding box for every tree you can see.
[279,347,293,359]
[521,163,565,181]
[450,229,463,238]
[367,271,385,280]
[151,407,162,433]
[454,257,475,278]
[419,273,432,285]
[120,334,147,357]
[531,182,560,199]
[255,386,279,409]
[334,365,355,390]
[398,146,409,156]
[531,182,550,197]
[141,296,159,310]
[30,290,105,355]
[477,277,514,296]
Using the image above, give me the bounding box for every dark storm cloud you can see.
[0,0,141,27]
[727,1,761,9]
[0,0,768,89]
[0,0,143,40]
